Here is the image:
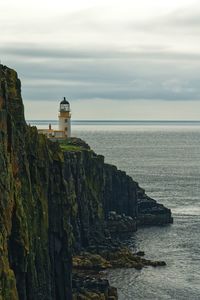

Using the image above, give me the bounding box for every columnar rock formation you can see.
[0,65,172,300]
[0,65,72,299]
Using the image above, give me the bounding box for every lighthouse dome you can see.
[60,97,69,105]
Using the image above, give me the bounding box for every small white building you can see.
[38,97,71,140]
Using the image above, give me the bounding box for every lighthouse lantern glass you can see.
[60,103,69,111]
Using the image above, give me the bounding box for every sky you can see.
[1,0,200,120]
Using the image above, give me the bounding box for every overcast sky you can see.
[1,0,200,120]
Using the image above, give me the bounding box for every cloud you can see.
[2,43,200,61]
[131,5,200,36]
[2,42,200,103]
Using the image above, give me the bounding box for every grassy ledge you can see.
[58,137,92,152]
[60,144,83,152]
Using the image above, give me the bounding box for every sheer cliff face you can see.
[0,66,73,300]
[0,65,138,300]
[63,151,138,250]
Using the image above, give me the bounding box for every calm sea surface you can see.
[29,120,200,300]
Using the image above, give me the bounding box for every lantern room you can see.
[60,97,70,112]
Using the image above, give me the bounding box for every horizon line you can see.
[26,119,200,122]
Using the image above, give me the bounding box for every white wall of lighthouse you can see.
[58,97,71,138]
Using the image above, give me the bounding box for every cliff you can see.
[0,65,73,300]
[63,144,139,251]
[0,65,172,300]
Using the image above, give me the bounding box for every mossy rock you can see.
[73,253,112,270]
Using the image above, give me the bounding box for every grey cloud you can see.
[131,6,200,34]
[2,42,200,103]
[2,43,200,62]
[20,66,200,102]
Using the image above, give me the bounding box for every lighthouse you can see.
[58,97,71,137]
[38,97,72,139]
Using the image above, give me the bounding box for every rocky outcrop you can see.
[0,65,173,300]
[73,248,166,271]
[137,190,173,225]
[107,211,137,234]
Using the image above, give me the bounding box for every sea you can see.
[28,120,200,300]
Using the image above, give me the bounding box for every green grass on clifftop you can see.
[60,144,82,152]
[58,137,92,152]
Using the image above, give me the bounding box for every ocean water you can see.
[29,120,200,300]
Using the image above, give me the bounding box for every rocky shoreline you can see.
[72,246,166,299]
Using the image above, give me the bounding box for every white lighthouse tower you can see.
[58,97,71,138]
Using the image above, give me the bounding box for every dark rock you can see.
[72,248,166,271]
[72,273,117,299]
[136,251,145,256]
[107,211,137,234]
[108,287,118,299]
[137,194,173,225]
